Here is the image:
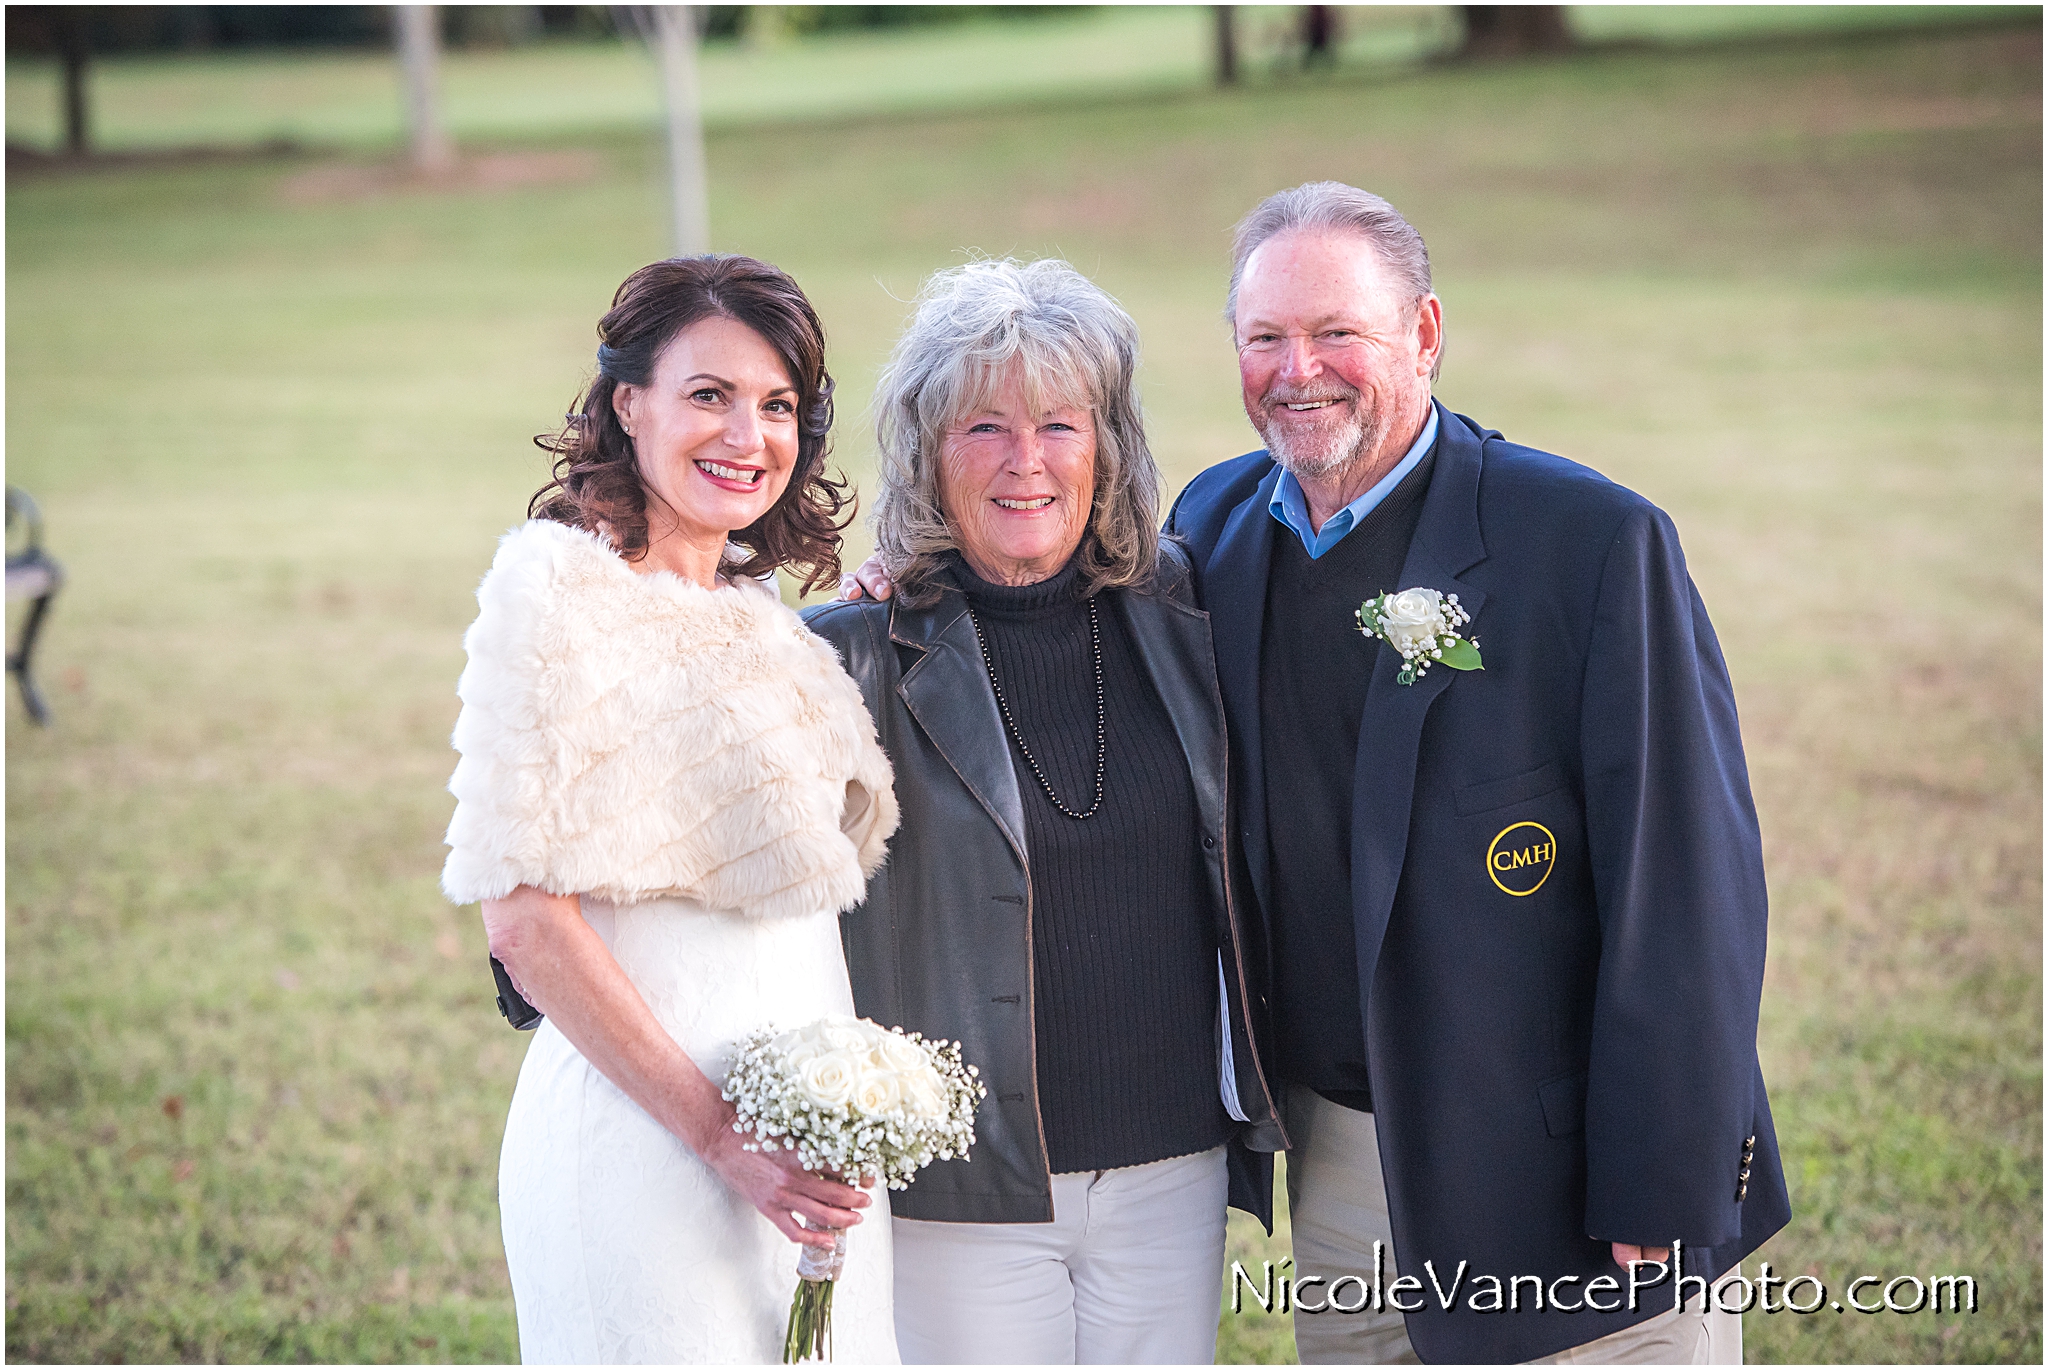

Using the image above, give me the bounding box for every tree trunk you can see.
[395,5,455,173]
[654,6,709,255]
[56,9,89,156]
[1458,6,1572,59]
[1213,6,1238,87]
[1302,6,1336,68]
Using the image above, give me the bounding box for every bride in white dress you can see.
[440,256,901,1363]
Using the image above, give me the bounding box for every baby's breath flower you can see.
[1357,586,1486,686]
[723,1017,987,1193]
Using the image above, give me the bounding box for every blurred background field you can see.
[5,5,2040,1363]
[2,4,2032,151]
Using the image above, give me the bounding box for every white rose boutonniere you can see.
[1356,587,1483,686]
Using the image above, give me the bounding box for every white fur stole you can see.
[441,520,897,918]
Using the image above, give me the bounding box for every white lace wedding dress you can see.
[499,896,897,1363]
[441,520,902,1364]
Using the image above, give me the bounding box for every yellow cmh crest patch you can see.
[1487,821,1556,896]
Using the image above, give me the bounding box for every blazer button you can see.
[1203,836,1216,849]
[1735,1182,1749,1201]
[1738,1168,1751,1182]
[1745,1134,1756,1147]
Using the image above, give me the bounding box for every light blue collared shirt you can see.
[1268,405,1439,559]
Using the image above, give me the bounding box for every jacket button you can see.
[1735,1183,1748,1201]
[1203,836,1216,849]
[1738,1168,1750,1182]
[1745,1134,1756,1146]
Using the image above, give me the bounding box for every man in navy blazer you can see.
[1163,183,1790,1363]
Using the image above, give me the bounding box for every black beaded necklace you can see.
[969,596,1107,820]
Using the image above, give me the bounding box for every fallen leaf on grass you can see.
[413,1337,439,1350]
[171,1159,195,1181]
[161,1095,184,1122]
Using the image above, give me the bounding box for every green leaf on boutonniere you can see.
[1438,638,1484,672]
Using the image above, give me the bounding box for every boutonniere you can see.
[1356,588,1483,686]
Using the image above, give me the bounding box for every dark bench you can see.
[7,487,64,725]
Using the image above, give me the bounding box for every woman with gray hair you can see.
[806,258,1283,1364]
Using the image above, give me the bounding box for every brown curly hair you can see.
[531,254,853,593]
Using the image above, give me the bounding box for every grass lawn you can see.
[6,14,2041,1365]
[3,5,2031,153]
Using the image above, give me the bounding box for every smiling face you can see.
[1233,228,1441,491]
[937,361,1098,586]
[610,314,800,571]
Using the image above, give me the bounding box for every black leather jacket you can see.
[803,542,1285,1227]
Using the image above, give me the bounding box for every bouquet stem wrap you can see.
[784,1225,845,1363]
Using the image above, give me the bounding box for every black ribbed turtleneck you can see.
[949,554,1230,1175]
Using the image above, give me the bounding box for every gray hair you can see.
[1225,182,1439,377]
[871,257,1161,605]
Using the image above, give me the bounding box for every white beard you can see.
[1253,388,1389,483]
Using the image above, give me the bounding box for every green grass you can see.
[1568,3,2035,46]
[4,7,1217,152]
[4,5,2031,154]
[7,15,2041,1364]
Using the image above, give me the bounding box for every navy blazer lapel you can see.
[1351,404,1490,1016]
[891,592,1028,864]
[1202,460,1287,918]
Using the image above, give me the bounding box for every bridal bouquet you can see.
[723,1015,985,1363]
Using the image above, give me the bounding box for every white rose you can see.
[798,1053,856,1109]
[878,1033,928,1073]
[897,1070,947,1121]
[1378,588,1447,656]
[815,1018,872,1054]
[770,1027,822,1067]
[853,1069,903,1117]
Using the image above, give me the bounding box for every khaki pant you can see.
[891,1146,1229,1364]
[1285,1090,1743,1365]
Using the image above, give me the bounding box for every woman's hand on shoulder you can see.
[836,554,892,602]
[699,1112,874,1248]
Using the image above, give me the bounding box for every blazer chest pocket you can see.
[1454,760,1566,816]
[1451,762,1577,904]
